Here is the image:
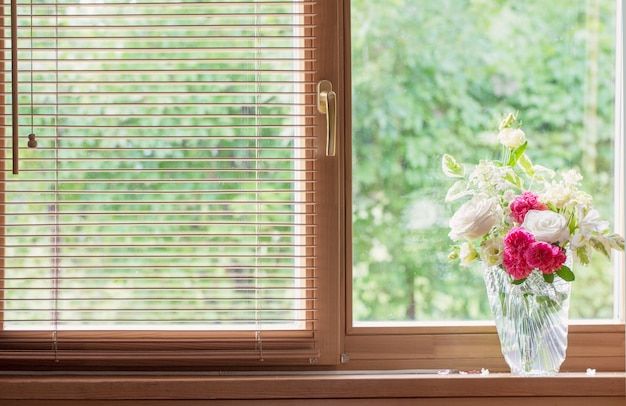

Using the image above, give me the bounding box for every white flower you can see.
[448,197,498,241]
[571,208,609,249]
[541,172,588,209]
[497,127,526,148]
[578,208,609,234]
[480,237,504,267]
[470,161,513,194]
[522,209,570,244]
[566,190,593,209]
[562,169,583,187]
[459,242,478,267]
[570,232,589,249]
[502,189,517,204]
[541,182,573,209]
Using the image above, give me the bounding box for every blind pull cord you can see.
[27,0,36,150]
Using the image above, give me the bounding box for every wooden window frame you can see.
[0,1,624,403]
[0,0,623,378]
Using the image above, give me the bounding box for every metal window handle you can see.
[317,80,337,157]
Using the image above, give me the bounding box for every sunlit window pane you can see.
[351,0,620,322]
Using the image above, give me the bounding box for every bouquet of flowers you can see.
[442,113,624,285]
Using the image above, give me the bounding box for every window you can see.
[344,0,625,372]
[350,0,623,322]
[0,0,623,373]
[0,0,342,369]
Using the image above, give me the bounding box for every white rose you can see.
[497,127,526,149]
[522,209,570,244]
[448,197,498,241]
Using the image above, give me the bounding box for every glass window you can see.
[351,0,623,323]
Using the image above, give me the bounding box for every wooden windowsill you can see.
[0,372,624,404]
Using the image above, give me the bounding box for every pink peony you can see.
[503,226,535,254]
[502,227,536,280]
[509,191,548,224]
[503,250,533,280]
[525,242,567,274]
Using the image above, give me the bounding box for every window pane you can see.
[351,0,620,322]
[3,1,315,331]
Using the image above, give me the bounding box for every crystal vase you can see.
[482,265,571,376]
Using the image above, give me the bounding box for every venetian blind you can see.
[0,0,320,364]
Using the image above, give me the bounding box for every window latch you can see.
[317,80,337,157]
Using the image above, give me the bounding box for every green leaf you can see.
[441,154,465,178]
[606,233,625,251]
[575,246,590,265]
[498,112,516,130]
[531,164,556,183]
[444,180,470,202]
[511,277,526,285]
[503,168,522,189]
[506,141,527,167]
[589,237,611,260]
[535,295,560,310]
[555,265,575,282]
[542,272,554,283]
[517,153,534,177]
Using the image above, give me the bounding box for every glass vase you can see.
[482,265,571,376]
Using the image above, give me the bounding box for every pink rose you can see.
[525,242,567,274]
[509,191,548,224]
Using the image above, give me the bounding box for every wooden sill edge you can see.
[0,372,624,400]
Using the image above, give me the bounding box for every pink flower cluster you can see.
[503,227,567,280]
[509,191,547,223]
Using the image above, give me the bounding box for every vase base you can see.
[511,370,559,377]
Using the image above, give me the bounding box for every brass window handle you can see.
[317,80,337,157]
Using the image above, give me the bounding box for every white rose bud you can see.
[522,209,570,244]
[497,127,526,149]
[448,197,498,241]
[459,242,478,267]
